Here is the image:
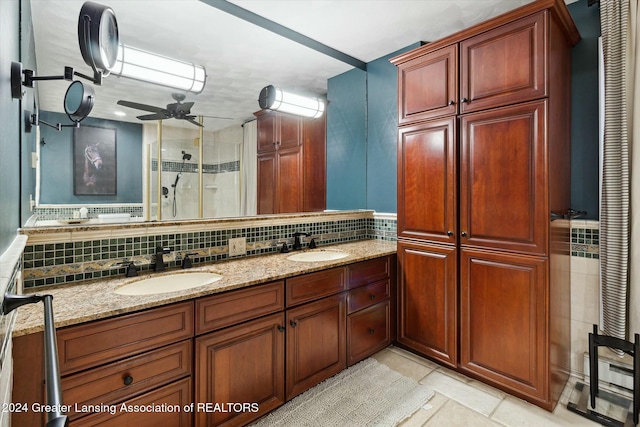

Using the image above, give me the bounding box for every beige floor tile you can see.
[424,400,502,427]
[553,403,601,426]
[492,395,597,427]
[388,346,441,370]
[399,392,449,427]
[419,370,502,416]
[372,348,435,381]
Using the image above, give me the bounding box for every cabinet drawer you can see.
[58,301,194,375]
[347,256,390,289]
[286,267,346,306]
[347,279,390,314]
[347,300,391,365]
[195,281,284,335]
[63,340,191,421]
[69,377,192,427]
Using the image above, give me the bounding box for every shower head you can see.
[181,151,192,161]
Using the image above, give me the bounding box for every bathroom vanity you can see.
[11,240,395,427]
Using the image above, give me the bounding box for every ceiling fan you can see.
[117,93,204,127]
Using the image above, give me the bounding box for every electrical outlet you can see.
[228,237,246,257]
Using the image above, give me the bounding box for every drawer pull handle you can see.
[123,375,134,386]
[368,328,375,335]
[290,320,298,328]
[461,97,468,103]
[448,100,455,106]
[447,230,453,236]
[369,294,376,300]
[277,325,285,332]
[461,231,467,237]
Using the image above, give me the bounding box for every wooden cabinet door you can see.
[195,313,285,427]
[397,44,458,124]
[278,113,302,150]
[286,293,346,400]
[347,300,391,366]
[459,248,547,400]
[257,112,277,153]
[302,115,326,212]
[397,117,457,244]
[257,152,276,214]
[459,101,547,255]
[397,240,457,368]
[276,146,303,213]
[460,12,546,113]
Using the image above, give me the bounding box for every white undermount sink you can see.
[286,250,350,262]
[114,271,223,296]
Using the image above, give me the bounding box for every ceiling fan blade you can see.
[137,113,168,120]
[201,115,236,120]
[184,117,204,127]
[117,100,165,113]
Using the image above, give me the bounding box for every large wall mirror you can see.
[22,0,352,227]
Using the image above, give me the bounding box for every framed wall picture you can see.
[73,125,117,195]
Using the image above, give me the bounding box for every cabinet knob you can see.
[369,294,376,300]
[290,320,298,328]
[277,325,285,332]
[123,375,134,386]
[448,100,455,106]
[461,231,467,237]
[447,230,453,236]
[368,328,375,335]
[460,97,468,103]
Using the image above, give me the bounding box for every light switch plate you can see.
[228,237,246,257]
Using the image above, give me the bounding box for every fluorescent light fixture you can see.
[258,85,324,118]
[114,111,126,117]
[111,44,206,94]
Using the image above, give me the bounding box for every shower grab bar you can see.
[2,293,68,427]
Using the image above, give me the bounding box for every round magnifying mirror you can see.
[64,81,95,123]
[78,2,119,73]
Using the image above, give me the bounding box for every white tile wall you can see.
[570,253,600,374]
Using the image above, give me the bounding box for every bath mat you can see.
[251,358,434,427]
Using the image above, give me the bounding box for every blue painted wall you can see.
[327,44,419,212]
[326,68,367,210]
[38,111,143,204]
[568,0,600,220]
[0,0,21,254]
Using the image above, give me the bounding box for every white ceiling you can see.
[28,0,579,131]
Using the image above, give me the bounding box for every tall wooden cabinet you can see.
[255,110,326,214]
[392,0,579,411]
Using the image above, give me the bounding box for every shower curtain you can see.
[599,0,640,341]
[241,120,257,216]
[629,0,640,338]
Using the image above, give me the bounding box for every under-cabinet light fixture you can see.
[258,85,325,118]
[111,44,207,94]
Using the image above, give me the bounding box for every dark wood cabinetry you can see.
[286,293,346,400]
[13,255,394,427]
[397,240,457,368]
[392,0,578,411]
[195,313,285,427]
[255,110,326,214]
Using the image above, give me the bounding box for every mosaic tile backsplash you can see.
[571,222,600,259]
[20,214,596,289]
[22,215,397,289]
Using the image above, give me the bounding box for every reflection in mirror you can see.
[147,118,253,221]
[27,113,256,226]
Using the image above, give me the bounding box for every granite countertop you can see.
[13,239,396,337]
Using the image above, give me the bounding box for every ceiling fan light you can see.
[112,44,206,94]
[258,85,324,118]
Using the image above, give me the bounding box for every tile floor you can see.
[372,345,601,426]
